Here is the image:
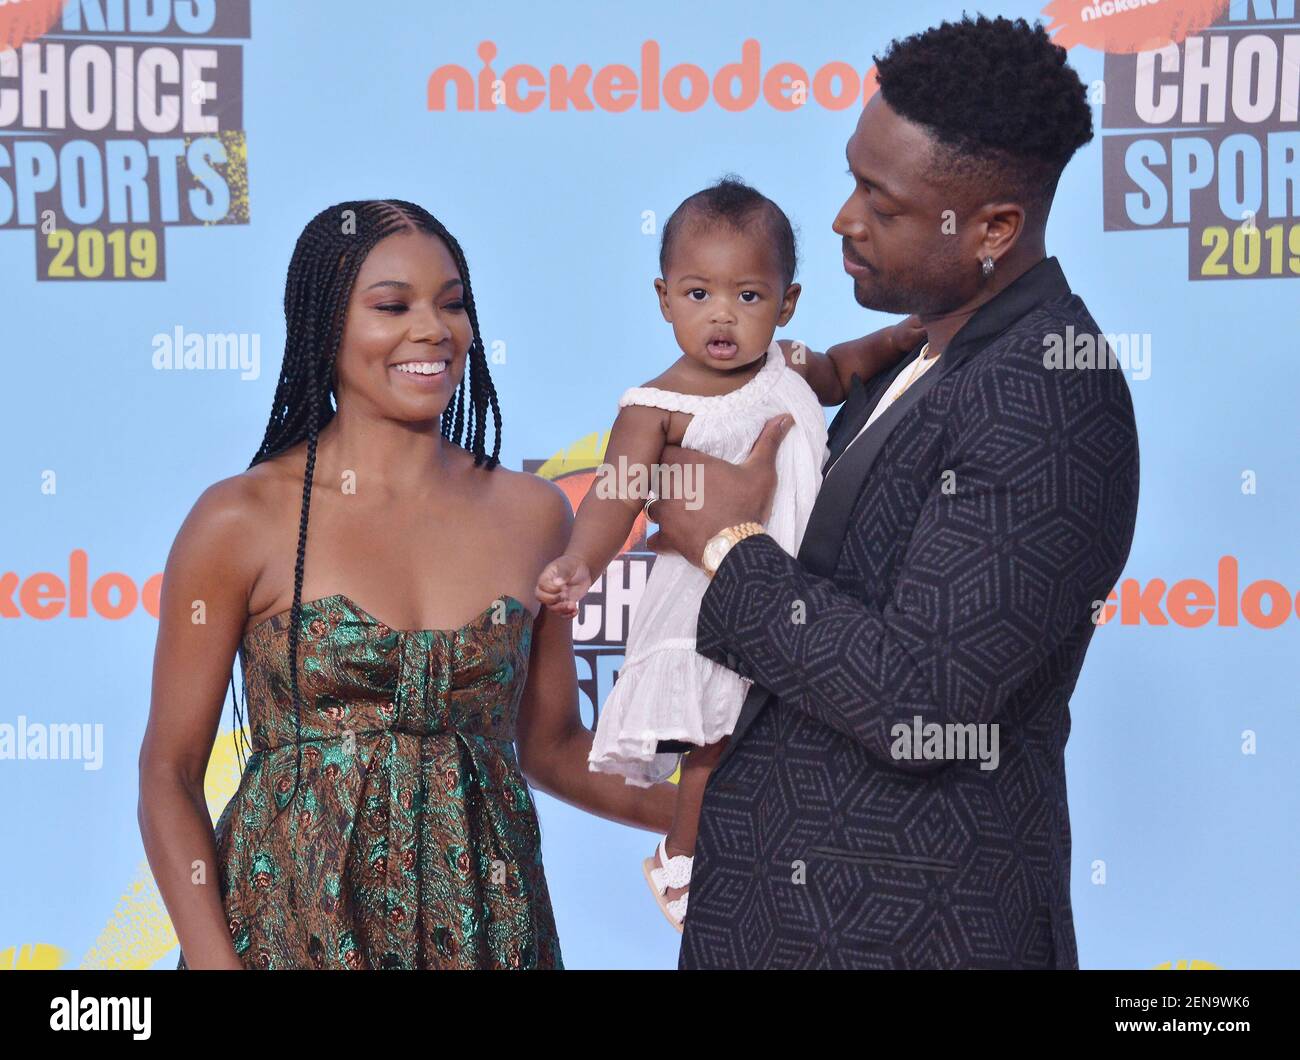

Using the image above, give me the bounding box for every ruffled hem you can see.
[587,643,750,787]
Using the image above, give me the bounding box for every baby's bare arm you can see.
[780,320,920,407]
[778,339,844,405]
[565,404,670,575]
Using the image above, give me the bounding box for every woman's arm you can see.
[137,477,262,970]
[518,479,677,833]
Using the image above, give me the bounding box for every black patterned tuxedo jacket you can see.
[680,256,1139,969]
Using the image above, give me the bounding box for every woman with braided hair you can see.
[139,199,677,969]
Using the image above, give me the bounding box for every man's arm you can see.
[695,350,1139,773]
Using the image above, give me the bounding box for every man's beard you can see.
[850,254,969,316]
[851,272,919,314]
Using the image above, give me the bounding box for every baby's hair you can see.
[658,174,799,288]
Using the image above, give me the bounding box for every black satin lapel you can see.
[822,352,917,472]
[826,373,868,441]
[798,352,949,579]
[822,379,872,470]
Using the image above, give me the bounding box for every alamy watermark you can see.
[593,455,703,510]
[1,715,104,770]
[891,715,1000,771]
[152,326,260,380]
[1043,325,1151,381]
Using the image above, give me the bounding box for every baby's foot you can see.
[642,836,692,932]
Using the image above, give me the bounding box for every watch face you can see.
[703,536,728,571]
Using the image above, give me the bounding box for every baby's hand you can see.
[889,314,928,353]
[535,554,594,618]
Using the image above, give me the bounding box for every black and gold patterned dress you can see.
[176,592,563,970]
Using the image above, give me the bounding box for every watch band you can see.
[703,521,765,578]
[723,521,765,543]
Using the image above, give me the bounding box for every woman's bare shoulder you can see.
[487,462,572,520]
[476,458,573,557]
[170,451,300,585]
[193,450,299,523]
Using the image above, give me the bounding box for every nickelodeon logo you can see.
[428,40,879,114]
[1096,556,1299,628]
[1,550,161,620]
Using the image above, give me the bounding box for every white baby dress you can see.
[587,339,830,786]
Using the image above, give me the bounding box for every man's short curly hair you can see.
[874,14,1094,217]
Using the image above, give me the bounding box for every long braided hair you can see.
[228,199,503,823]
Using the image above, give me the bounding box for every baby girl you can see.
[535,176,923,931]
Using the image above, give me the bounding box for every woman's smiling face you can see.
[333,229,474,423]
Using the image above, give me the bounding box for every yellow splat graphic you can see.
[1,943,68,970]
[534,430,611,480]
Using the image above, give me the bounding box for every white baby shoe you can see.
[642,835,692,933]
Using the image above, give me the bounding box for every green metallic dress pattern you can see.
[176,592,563,970]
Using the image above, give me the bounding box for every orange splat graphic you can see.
[0,0,63,51]
[1042,0,1232,54]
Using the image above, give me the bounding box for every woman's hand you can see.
[535,554,593,618]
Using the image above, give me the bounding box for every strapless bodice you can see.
[237,592,534,751]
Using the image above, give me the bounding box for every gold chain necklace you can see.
[889,341,935,404]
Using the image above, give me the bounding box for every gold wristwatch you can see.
[702,522,765,578]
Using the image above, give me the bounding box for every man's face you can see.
[833,95,980,316]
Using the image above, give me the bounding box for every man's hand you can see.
[645,413,794,567]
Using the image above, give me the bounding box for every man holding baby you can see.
[648,14,1140,969]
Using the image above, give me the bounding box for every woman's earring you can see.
[981,255,995,278]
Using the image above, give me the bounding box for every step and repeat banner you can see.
[1,0,1296,970]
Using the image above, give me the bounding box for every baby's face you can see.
[654,226,798,372]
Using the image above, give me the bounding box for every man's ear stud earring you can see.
[981,256,995,278]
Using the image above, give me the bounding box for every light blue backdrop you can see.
[1,0,1296,970]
